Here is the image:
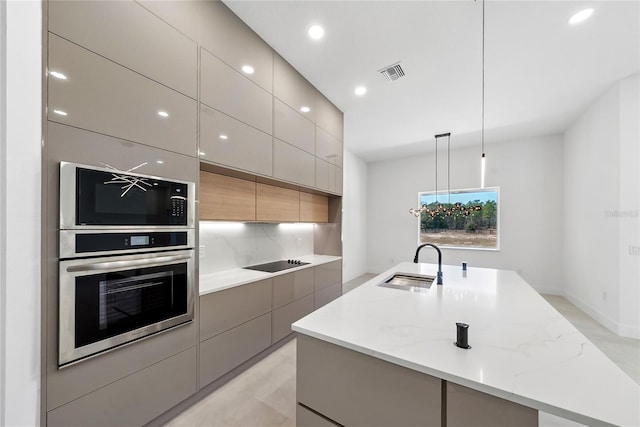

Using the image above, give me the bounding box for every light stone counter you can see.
[292,262,640,426]
[199,254,341,296]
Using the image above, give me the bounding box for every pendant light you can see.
[480,0,487,188]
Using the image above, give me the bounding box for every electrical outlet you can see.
[602,291,607,301]
[199,245,206,258]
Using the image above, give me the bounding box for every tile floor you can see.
[164,275,639,427]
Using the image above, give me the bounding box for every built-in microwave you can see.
[59,161,195,230]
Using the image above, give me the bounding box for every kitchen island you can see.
[292,263,639,427]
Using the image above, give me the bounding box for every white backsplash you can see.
[199,222,315,275]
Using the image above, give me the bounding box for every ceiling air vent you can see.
[379,62,405,82]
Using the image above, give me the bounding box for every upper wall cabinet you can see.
[49,0,198,99]
[316,94,344,142]
[201,48,272,135]
[138,0,273,93]
[316,126,343,168]
[274,99,315,155]
[274,54,317,123]
[48,34,197,157]
[273,139,316,189]
[200,105,272,177]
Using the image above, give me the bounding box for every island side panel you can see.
[297,335,442,427]
[446,382,538,427]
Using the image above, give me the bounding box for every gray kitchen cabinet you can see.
[200,104,273,176]
[49,0,197,99]
[335,167,343,196]
[199,313,272,387]
[199,279,273,342]
[314,282,342,310]
[296,404,341,427]
[47,347,197,427]
[314,260,342,293]
[315,159,337,194]
[201,48,272,135]
[274,98,315,155]
[272,294,315,344]
[315,126,343,168]
[297,335,442,427]
[273,139,316,188]
[274,53,317,123]
[48,34,197,157]
[272,268,315,310]
[315,94,344,142]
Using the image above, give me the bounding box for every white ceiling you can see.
[223,1,640,162]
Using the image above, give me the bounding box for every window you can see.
[417,187,499,250]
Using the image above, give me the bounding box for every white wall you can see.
[199,222,314,276]
[563,73,639,338]
[366,135,564,294]
[0,0,42,425]
[342,149,368,282]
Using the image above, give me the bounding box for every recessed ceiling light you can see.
[308,25,325,40]
[158,111,169,118]
[354,86,367,96]
[242,65,255,74]
[53,109,67,116]
[199,151,206,156]
[569,8,594,25]
[300,106,311,113]
[156,160,164,164]
[50,70,67,80]
[219,134,228,140]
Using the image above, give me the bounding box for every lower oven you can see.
[58,249,194,367]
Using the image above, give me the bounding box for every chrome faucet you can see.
[413,243,443,285]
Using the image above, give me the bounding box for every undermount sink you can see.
[377,273,435,293]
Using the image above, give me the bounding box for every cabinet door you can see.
[256,183,300,222]
[199,313,271,387]
[200,105,273,176]
[48,34,197,157]
[300,193,329,223]
[314,260,342,292]
[274,99,315,154]
[274,54,317,123]
[272,294,314,344]
[335,167,343,196]
[201,48,272,134]
[199,171,256,222]
[316,126,343,167]
[297,404,341,427]
[199,279,272,342]
[49,0,197,99]
[273,139,316,188]
[314,283,342,309]
[273,268,315,310]
[315,159,336,194]
[315,94,343,142]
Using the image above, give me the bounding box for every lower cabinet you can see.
[314,260,342,309]
[47,347,197,427]
[272,293,314,344]
[296,404,341,427]
[199,313,272,386]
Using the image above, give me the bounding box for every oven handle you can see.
[65,254,191,273]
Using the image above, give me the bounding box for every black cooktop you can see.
[243,259,310,273]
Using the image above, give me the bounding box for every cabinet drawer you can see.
[49,0,197,99]
[200,279,272,341]
[315,126,343,167]
[272,294,314,344]
[47,347,196,427]
[274,54,317,123]
[273,268,315,310]
[201,48,272,134]
[314,282,342,309]
[315,94,343,142]
[297,404,341,427]
[199,313,271,387]
[200,105,273,177]
[273,139,316,188]
[48,34,197,157]
[314,260,341,292]
[274,99,315,154]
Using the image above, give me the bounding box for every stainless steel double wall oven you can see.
[58,162,196,367]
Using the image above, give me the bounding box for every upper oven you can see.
[59,161,195,230]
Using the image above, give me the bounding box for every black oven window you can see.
[76,168,188,226]
[74,263,188,348]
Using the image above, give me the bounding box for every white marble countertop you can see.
[292,262,640,427]
[199,254,342,296]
